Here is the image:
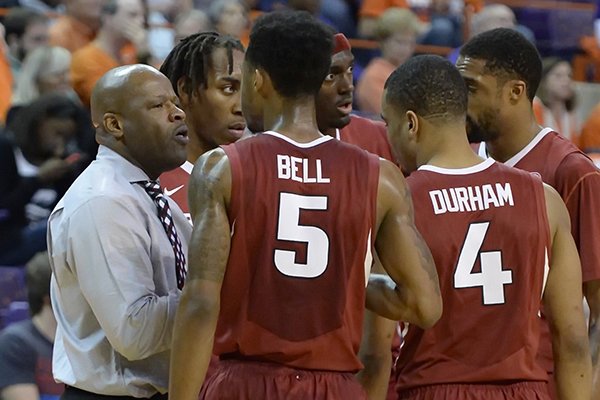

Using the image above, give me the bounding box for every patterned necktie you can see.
[136,180,186,289]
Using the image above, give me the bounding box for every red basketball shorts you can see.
[200,359,367,400]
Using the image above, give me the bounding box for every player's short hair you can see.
[160,32,244,97]
[25,252,52,316]
[385,55,467,121]
[245,11,334,98]
[459,27,542,101]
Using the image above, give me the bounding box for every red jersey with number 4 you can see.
[217,131,380,372]
[395,159,550,392]
[478,128,600,374]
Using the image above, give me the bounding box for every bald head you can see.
[90,64,188,179]
[91,64,163,127]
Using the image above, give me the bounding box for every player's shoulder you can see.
[557,150,599,176]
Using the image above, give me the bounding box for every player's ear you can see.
[176,77,191,107]
[508,80,527,103]
[254,68,269,97]
[406,110,419,141]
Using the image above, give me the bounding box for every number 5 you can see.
[454,222,513,305]
[274,192,329,278]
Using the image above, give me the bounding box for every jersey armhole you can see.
[222,145,242,224]
[367,154,381,248]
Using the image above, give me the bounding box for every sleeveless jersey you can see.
[338,115,395,163]
[159,161,194,222]
[216,131,380,372]
[395,159,551,391]
[478,128,600,373]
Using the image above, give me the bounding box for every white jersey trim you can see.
[478,127,553,167]
[180,160,194,175]
[417,157,495,175]
[264,130,334,148]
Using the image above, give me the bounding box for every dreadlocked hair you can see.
[160,32,244,97]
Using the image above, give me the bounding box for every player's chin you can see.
[333,115,351,129]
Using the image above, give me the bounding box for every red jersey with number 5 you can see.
[216,131,380,372]
[395,158,550,392]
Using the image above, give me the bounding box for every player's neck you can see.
[423,132,484,169]
[265,97,322,142]
[322,127,337,138]
[485,113,541,163]
[187,133,210,163]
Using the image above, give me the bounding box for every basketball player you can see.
[361,54,591,400]
[168,12,442,400]
[316,33,395,162]
[457,28,600,398]
[159,32,245,220]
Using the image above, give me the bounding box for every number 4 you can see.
[454,222,513,305]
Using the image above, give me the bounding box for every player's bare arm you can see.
[543,183,592,400]
[169,148,232,400]
[357,255,398,400]
[584,279,600,399]
[367,158,442,327]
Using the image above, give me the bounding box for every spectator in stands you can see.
[578,103,600,166]
[319,0,357,38]
[70,0,149,107]
[419,0,463,48]
[447,4,535,64]
[147,0,182,63]
[3,8,49,77]
[11,46,71,107]
[0,23,13,125]
[19,0,64,15]
[534,57,581,146]
[173,9,212,44]
[0,94,85,266]
[208,0,249,46]
[0,251,63,400]
[49,0,103,53]
[8,45,97,156]
[355,7,423,116]
[358,0,408,39]
[284,0,345,34]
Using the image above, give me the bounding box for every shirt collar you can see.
[97,145,151,183]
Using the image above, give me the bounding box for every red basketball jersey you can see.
[216,131,380,372]
[478,127,600,373]
[159,161,194,222]
[338,115,395,163]
[395,159,550,392]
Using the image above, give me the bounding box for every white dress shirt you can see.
[48,145,191,397]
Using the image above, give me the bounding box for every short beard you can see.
[332,114,351,130]
[466,114,498,144]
